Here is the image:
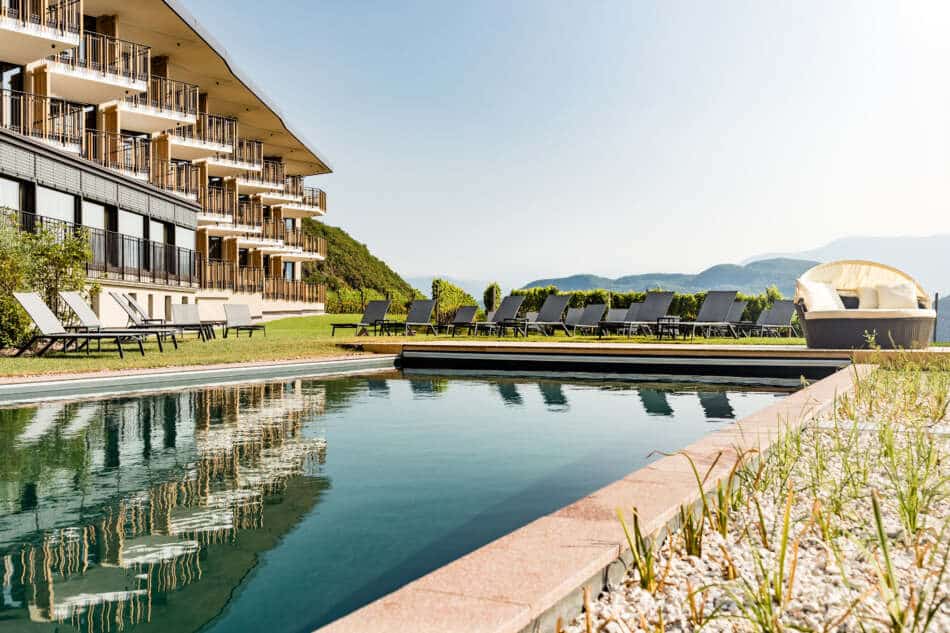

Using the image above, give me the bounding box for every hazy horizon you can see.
[179,0,950,283]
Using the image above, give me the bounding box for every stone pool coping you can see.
[0,354,398,404]
[315,363,871,633]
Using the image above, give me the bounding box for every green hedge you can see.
[483,282,502,313]
[432,278,478,325]
[511,286,784,323]
[325,287,414,315]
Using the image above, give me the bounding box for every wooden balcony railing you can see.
[264,278,326,304]
[198,184,236,217]
[14,209,198,287]
[82,130,149,177]
[0,88,83,147]
[151,160,199,198]
[260,222,326,255]
[126,75,198,116]
[240,158,284,187]
[50,31,150,83]
[169,112,237,148]
[236,199,264,227]
[300,187,327,212]
[1,0,80,34]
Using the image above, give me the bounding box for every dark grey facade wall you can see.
[0,130,198,230]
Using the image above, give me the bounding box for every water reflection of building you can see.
[0,380,328,631]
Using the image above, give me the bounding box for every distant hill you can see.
[302,221,417,297]
[745,235,950,295]
[522,258,818,296]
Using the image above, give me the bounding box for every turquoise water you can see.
[0,372,784,632]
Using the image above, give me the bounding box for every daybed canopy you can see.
[795,260,930,308]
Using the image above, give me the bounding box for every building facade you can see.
[0,0,330,326]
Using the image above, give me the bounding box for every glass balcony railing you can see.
[82,129,149,178]
[0,0,81,34]
[0,88,83,147]
[126,75,198,116]
[49,30,149,83]
[171,112,237,148]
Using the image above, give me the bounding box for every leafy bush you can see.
[325,287,412,315]
[0,210,94,348]
[483,282,502,313]
[432,278,478,325]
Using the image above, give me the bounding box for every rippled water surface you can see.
[0,372,786,632]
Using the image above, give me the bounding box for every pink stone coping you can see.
[315,365,870,633]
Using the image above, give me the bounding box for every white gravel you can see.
[561,370,950,632]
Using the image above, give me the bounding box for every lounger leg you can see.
[137,338,145,356]
[37,339,57,357]
[116,338,124,359]
[15,336,39,357]
[155,333,164,352]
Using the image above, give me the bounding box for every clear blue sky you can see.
[181,0,950,289]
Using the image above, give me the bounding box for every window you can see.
[208,236,223,260]
[283,261,295,280]
[81,201,106,230]
[36,186,75,223]
[177,227,195,251]
[118,210,144,238]
[149,220,166,244]
[0,176,22,210]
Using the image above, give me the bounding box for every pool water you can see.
[0,372,785,632]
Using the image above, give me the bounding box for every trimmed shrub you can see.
[483,282,502,313]
[432,278,478,325]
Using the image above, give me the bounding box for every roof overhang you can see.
[82,0,332,177]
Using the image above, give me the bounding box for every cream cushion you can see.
[798,280,845,311]
[876,283,918,309]
[857,287,878,309]
[805,308,936,320]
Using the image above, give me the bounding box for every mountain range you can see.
[522,258,817,296]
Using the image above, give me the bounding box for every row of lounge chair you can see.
[331,292,799,339]
[13,291,265,358]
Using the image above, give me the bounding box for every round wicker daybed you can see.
[794,260,936,349]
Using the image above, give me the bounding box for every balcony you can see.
[0,88,83,152]
[195,137,262,177]
[14,209,198,287]
[198,259,264,294]
[234,158,284,194]
[196,184,236,224]
[234,198,264,229]
[115,75,198,133]
[264,278,326,304]
[257,221,326,259]
[82,130,149,180]
[151,160,199,201]
[276,186,327,218]
[162,112,236,160]
[39,31,149,104]
[0,0,80,65]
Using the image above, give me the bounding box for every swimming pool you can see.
[0,372,786,632]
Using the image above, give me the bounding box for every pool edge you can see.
[313,363,870,633]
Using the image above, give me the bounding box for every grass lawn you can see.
[0,313,807,378]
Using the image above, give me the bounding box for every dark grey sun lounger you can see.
[564,307,583,328]
[14,292,145,358]
[599,303,642,337]
[441,305,478,336]
[751,300,798,337]
[571,303,607,335]
[524,294,572,336]
[171,304,213,341]
[331,299,391,336]
[473,295,525,335]
[623,291,675,335]
[59,291,179,352]
[682,290,739,338]
[384,299,436,335]
[223,304,266,338]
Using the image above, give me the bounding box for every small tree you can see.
[0,209,95,347]
[483,282,502,313]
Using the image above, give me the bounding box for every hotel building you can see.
[0,0,330,326]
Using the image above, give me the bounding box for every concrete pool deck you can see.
[315,364,871,633]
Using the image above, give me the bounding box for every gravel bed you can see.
[562,368,950,632]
